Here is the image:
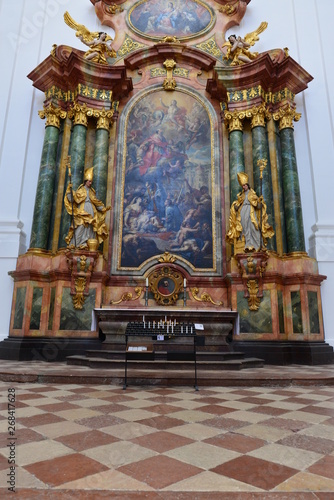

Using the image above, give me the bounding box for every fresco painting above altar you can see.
[128,0,215,40]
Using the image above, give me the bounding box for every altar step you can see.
[66,353,264,371]
[84,349,248,360]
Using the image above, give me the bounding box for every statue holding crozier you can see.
[226,172,274,254]
[64,166,111,250]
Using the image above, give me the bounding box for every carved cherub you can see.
[64,11,116,64]
[222,22,268,66]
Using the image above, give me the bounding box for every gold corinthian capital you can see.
[68,103,94,127]
[246,103,271,128]
[93,109,114,130]
[224,109,247,132]
[38,103,67,129]
[273,104,301,130]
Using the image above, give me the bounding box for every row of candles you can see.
[140,316,193,334]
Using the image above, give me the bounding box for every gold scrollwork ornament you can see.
[110,287,143,305]
[190,287,223,306]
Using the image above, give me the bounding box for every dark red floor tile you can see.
[238,397,277,405]
[8,428,45,445]
[211,455,298,490]
[299,405,334,417]
[0,400,28,410]
[93,403,130,414]
[323,417,334,426]
[17,393,47,401]
[251,406,290,416]
[24,386,58,393]
[229,390,264,396]
[137,415,186,430]
[142,404,185,415]
[197,405,236,415]
[282,397,321,405]
[0,453,10,471]
[131,430,194,452]
[204,432,266,453]
[36,402,80,413]
[55,429,119,451]
[147,388,179,395]
[118,454,203,489]
[307,455,334,480]
[24,453,108,487]
[19,413,66,428]
[195,397,228,404]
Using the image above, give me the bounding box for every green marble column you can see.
[280,127,305,253]
[47,121,64,250]
[69,124,87,189]
[59,123,87,248]
[93,127,109,204]
[229,130,245,202]
[252,126,276,251]
[29,125,60,249]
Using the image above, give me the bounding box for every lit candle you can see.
[184,278,186,288]
[146,278,148,287]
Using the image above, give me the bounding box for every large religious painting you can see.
[116,87,217,273]
[128,0,215,41]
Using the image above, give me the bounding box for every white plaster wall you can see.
[0,0,333,347]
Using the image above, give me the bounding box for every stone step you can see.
[66,355,264,371]
[85,349,246,361]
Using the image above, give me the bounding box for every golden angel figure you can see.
[222,22,268,66]
[226,172,274,253]
[64,11,116,64]
[64,167,111,249]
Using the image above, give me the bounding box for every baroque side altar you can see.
[2,0,332,365]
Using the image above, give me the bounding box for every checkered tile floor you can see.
[1,375,334,497]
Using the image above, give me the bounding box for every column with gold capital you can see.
[248,104,276,251]
[29,103,66,250]
[58,103,91,248]
[224,109,246,203]
[92,108,114,205]
[273,105,305,253]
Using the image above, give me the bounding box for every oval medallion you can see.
[128,0,215,41]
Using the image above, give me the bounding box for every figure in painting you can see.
[130,0,212,39]
[158,278,174,295]
[138,129,168,176]
[64,11,116,64]
[222,22,268,66]
[226,172,274,253]
[64,168,111,249]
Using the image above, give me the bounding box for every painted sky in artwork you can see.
[119,89,214,270]
[128,0,214,39]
